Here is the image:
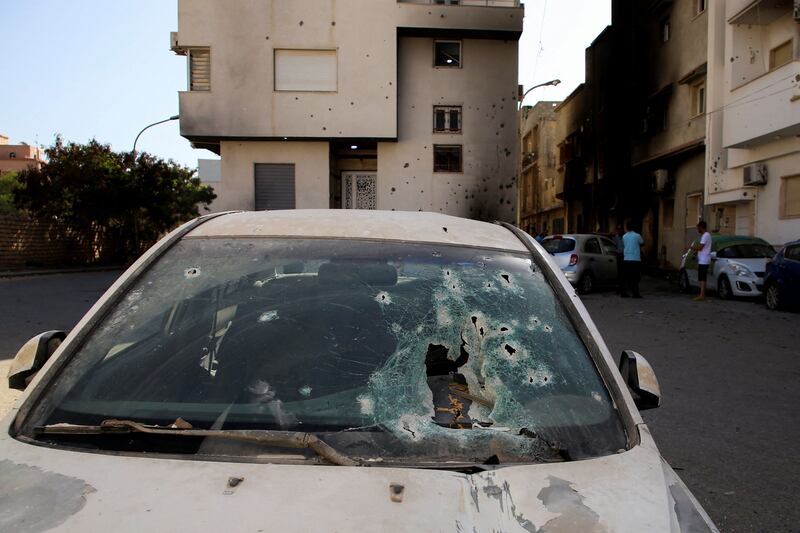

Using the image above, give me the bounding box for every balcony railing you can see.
[398,0,521,7]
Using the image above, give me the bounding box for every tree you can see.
[0,172,20,215]
[14,137,216,261]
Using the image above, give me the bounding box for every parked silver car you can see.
[2,211,716,532]
[541,234,620,293]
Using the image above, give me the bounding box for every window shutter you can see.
[190,49,211,92]
[254,164,296,211]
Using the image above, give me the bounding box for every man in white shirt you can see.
[691,220,712,301]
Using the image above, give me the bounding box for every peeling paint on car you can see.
[537,476,605,532]
[0,460,95,533]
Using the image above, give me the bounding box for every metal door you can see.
[342,172,377,210]
[254,164,295,211]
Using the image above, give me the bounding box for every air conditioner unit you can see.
[743,163,768,186]
[653,169,669,192]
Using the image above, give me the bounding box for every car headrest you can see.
[317,261,398,287]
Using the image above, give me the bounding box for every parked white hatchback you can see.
[2,211,717,532]
[679,235,776,299]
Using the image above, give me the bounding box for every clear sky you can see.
[0,1,609,168]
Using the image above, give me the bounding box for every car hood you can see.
[0,422,716,533]
[723,258,768,272]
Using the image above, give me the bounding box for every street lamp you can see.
[518,79,561,108]
[132,115,180,153]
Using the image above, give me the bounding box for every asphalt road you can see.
[581,279,799,533]
[0,271,797,531]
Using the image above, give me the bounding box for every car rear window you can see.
[542,237,576,254]
[27,238,626,465]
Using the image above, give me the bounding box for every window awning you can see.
[678,63,707,85]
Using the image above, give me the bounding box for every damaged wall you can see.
[378,37,520,222]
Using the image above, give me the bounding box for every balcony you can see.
[722,61,800,148]
[398,0,521,6]
[396,0,524,38]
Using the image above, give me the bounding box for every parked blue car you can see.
[764,239,800,310]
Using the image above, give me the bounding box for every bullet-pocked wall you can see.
[216,141,330,212]
[378,37,520,222]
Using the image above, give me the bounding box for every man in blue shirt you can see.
[621,221,644,298]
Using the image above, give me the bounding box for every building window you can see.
[769,40,793,71]
[662,199,675,229]
[8,152,16,159]
[780,175,800,219]
[691,81,706,116]
[661,19,670,43]
[434,41,461,68]
[434,0,461,4]
[274,49,338,92]
[433,145,462,173]
[188,48,211,92]
[694,0,706,16]
[686,193,702,228]
[433,106,462,133]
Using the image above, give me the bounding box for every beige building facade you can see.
[517,101,564,235]
[706,0,800,247]
[172,0,523,221]
[0,134,44,175]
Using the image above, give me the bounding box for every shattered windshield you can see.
[30,238,626,464]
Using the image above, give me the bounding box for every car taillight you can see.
[569,254,579,266]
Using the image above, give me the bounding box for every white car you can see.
[679,235,776,299]
[2,210,717,532]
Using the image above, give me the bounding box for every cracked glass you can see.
[31,238,626,464]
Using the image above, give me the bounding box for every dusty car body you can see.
[679,235,776,299]
[541,234,619,294]
[1,210,717,532]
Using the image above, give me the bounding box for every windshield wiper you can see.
[35,419,361,467]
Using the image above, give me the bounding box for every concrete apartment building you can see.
[705,0,800,247]
[0,134,44,175]
[630,0,709,269]
[172,0,523,222]
[517,101,563,234]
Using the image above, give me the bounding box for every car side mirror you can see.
[618,350,661,410]
[710,252,717,260]
[7,331,66,391]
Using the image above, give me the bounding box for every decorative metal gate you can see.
[342,172,377,210]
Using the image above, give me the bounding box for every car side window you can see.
[717,246,735,259]
[583,238,602,254]
[786,246,800,261]
[600,238,617,255]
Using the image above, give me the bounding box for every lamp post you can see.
[132,115,180,153]
[518,79,561,108]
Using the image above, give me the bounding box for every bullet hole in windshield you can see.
[258,310,279,323]
[184,267,201,278]
[442,227,448,233]
[501,274,511,284]
[505,344,517,357]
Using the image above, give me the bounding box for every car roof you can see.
[544,234,608,240]
[711,235,771,249]
[187,210,529,252]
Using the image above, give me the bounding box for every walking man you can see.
[613,225,625,295]
[622,221,644,298]
[691,220,712,301]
